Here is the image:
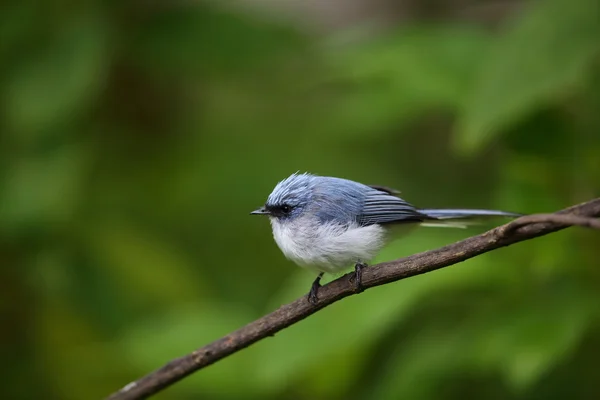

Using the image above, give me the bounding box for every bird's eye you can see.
[280,204,292,214]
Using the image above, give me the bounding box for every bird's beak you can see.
[250,207,270,216]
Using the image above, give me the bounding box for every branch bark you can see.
[107,198,600,400]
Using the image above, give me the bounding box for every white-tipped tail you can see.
[418,209,521,229]
[419,209,522,220]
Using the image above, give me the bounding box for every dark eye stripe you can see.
[267,203,294,216]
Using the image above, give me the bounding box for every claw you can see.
[352,262,367,293]
[308,273,324,304]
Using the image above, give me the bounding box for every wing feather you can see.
[358,189,426,226]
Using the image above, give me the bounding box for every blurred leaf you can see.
[2,15,109,142]
[0,2,38,60]
[455,0,600,153]
[131,5,306,77]
[0,145,89,234]
[86,221,207,306]
[35,298,117,400]
[372,283,595,399]
[474,287,595,391]
[495,154,571,213]
[323,26,490,137]
[372,322,473,400]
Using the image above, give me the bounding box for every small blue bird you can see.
[251,173,520,304]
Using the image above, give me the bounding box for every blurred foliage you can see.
[1,0,599,399]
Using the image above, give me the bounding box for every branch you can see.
[107,198,600,400]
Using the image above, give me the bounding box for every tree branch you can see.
[107,198,600,400]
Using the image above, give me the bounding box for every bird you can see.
[251,173,521,304]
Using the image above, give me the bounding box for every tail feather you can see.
[419,209,522,227]
[419,221,472,229]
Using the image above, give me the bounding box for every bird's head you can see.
[251,173,316,221]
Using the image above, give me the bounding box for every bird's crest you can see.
[267,172,316,207]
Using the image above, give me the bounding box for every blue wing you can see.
[358,187,426,226]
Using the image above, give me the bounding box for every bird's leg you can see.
[308,272,324,304]
[352,262,367,292]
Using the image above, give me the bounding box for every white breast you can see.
[270,216,387,273]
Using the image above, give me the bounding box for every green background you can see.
[1,0,599,399]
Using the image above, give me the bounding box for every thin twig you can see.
[501,213,600,235]
[106,198,600,400]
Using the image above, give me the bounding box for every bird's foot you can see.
[351,262,367,293]
[308,273,324,305]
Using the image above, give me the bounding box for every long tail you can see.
[418,208,522,228]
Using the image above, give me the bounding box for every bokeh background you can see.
[1,0,600,399]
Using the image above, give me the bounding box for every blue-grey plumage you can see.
[251,173,521,303]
